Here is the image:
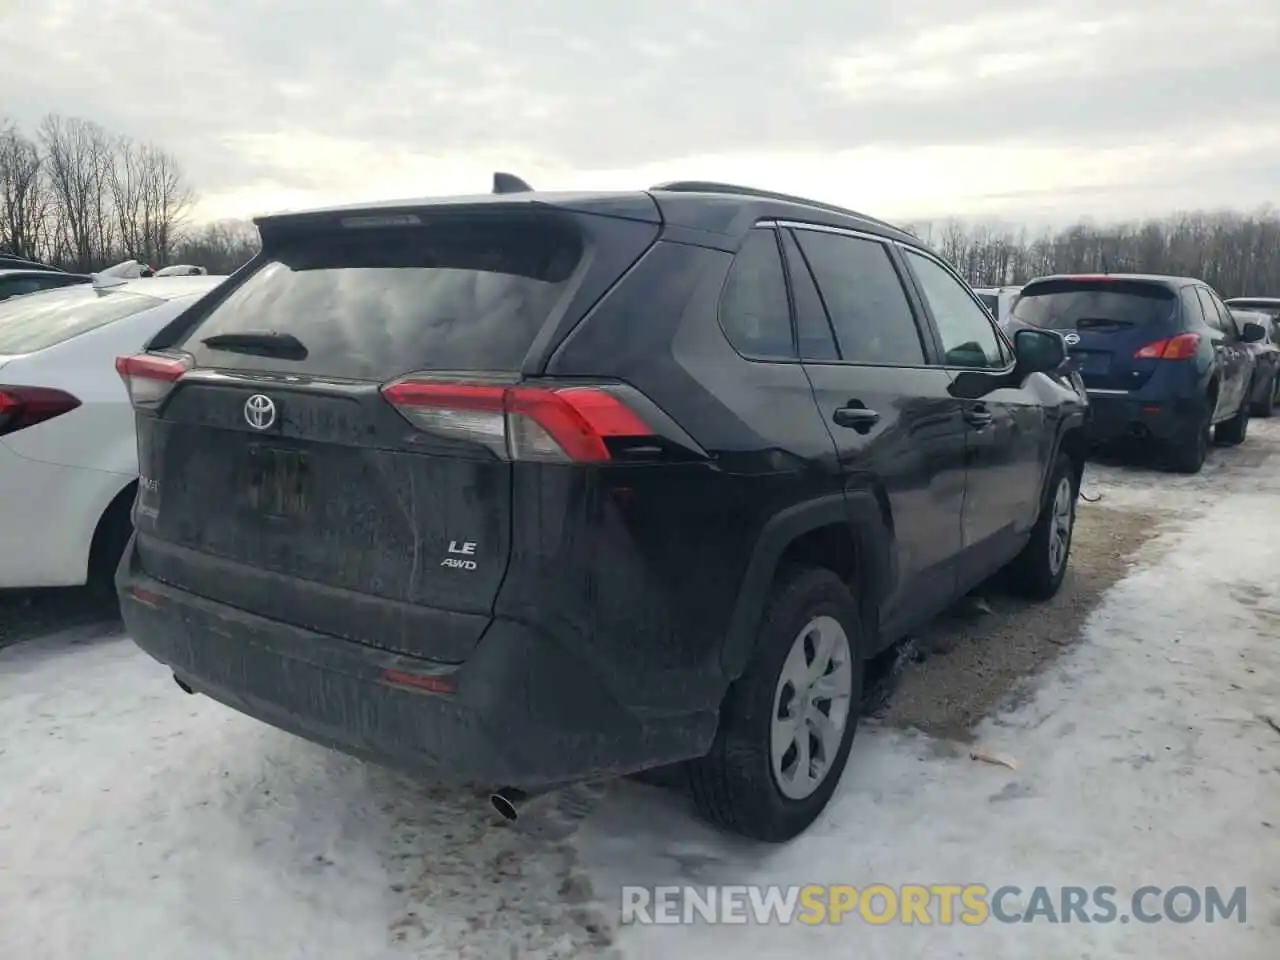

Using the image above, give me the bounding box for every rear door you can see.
[782,224,967,632]
[1009,278,1181,395]
[132,214,605,663]
[1212,290,1255,414]
[1195,286,1251,419]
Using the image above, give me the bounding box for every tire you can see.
[687,566,864,842]
[1214,396,1249,446]
[1168,404,1211,474]
[1005,456,1078,601]
[87,488,135,608]
[1254,374,1276,418]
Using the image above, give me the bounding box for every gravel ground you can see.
[871,502,1171,739]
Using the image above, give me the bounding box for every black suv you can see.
[1007,275,1265,473]
[116,180,1086,842]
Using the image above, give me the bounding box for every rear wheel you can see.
[1005,456,1077,600]
[688,566,863,842]
[1168,404,1211,474]
[1215,396,1249,446]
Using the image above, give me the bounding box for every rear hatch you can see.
[1008,278,1180,391]
[128,207,657,663]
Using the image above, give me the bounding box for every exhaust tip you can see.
[174,675,195,695]
[490,790,520,822]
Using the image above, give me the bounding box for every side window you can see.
[778,229,838,361]
[38,276,81,291]
[1180,286,1207,327]
[4,278,43,297]
[718,228,795,360]
[903,249,1006,369]
[1206,291,1240,337]
[1195,288,1224,332]
[792,229,925,365]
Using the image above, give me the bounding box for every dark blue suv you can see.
[1007,274,1265,473]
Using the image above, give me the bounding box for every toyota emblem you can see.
[1063,333,1081,346]
[244,394,277,430]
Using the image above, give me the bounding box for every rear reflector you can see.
[381,378,652,462]
[0,386,81,437]
[382,668,457,695]
[1134,333,1200,360]
[116,353,192,408]
[128,586,167,608]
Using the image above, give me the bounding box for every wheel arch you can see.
[1039,410,1087,509]
[87,478,138,582]
[720,491,893,679]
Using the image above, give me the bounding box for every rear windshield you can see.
[0,286,162,354]
[1011,279,1177,330]
[181,219,583,380]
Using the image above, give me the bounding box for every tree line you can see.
[0,114,257,275]
[903,208,1280,297]
[4,112,1278,294]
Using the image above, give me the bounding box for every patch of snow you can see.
[578,479,1280,959]
[2,427,1279,959]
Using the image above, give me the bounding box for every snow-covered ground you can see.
[3,425,1280,960]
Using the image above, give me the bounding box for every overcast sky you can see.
[3,0,1278,226]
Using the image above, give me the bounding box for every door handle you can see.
[964,406,994,428]
[832,405,880,431]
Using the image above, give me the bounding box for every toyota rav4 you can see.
[117,178,1086,842]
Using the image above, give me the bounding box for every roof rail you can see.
[649,180,904,232]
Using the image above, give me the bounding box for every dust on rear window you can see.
[1011,279,1176,330]
[181,219,582,380]
[0,286,162,354]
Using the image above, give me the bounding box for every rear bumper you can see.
[117,539,717,787]
[1084,391,1202,443]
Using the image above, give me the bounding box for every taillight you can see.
[1134,333,1200,361]
[115,353,192,408]
[380,378,653,462]
[0,386,81,437]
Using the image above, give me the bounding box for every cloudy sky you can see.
[3,0,1278,226]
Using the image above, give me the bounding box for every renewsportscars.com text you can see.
[621,884,1247,926]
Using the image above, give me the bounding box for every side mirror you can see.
[1014,328,1067,374]
[1241,321,1266,343]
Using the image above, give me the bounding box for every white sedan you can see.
[0,274,225,592]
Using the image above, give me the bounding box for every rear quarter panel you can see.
[0,295,201,475]
[0,295,205,585]
[533,239,844,714]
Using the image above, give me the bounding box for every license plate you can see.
[244,445,310,519]
[1070,351,1110,375]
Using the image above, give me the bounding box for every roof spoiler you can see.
[493,172,533,194]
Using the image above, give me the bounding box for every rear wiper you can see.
[201,330,308,360]
[1075,316,1132,329]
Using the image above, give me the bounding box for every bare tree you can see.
[139,144,195,265]
[0,120,49,259]
[170,218,259,274]
[914,208,1280,298]
[110,135,146,262]
[39,114,117,269]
